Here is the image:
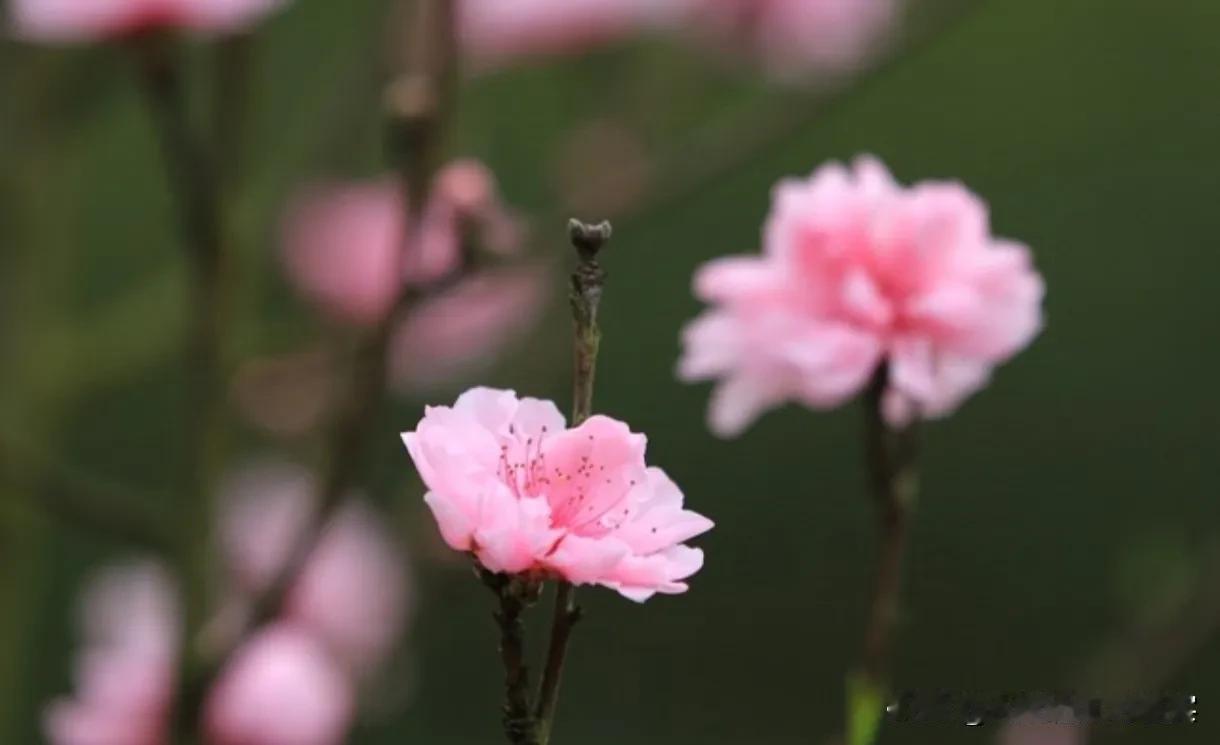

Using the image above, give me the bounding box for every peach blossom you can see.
[678,156,1044,436]
[388,266,548,395]
[279,160,523,326]
[402,388,713,601]
[204,625,354,745]
[679,0,899,78]
[217,461,409,675]
[280,161,543,394]
[10,0,286,42]
[458,0,673,69]
[48,464,409,745]
[43,562,178,745]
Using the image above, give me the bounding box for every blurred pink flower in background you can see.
[679,0,900,78]
[388,266,548,395]
[44,562,178,745]
[9,0,287,42]
[458,0,674,69]
[48,461,409,744]
[204,626,354,745]
[679,155,1045,436]
[274,159,546,405]
[280,159,525,326]
[217,461,410,676]
[402,388,713,601]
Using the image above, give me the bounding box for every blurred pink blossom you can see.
[218,461,410,675]
[678,155,1045,436]
[10,0,287,42]
[402,388,713,601]
[44,562,178,745]
[388,266,548,395]
[49,463,408,745]
[280,159,524,326]
[204,625,354,745]
[458,0,674,69]
[278,160,544,396]
[679,0,899,78]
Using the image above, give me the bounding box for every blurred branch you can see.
[848,368,921,745]
[174,0,462,735]
[0,432,172,554]
[1076,540,1220,696]
[239,0,458,635]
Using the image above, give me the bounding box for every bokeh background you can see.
[2,0,1219,743]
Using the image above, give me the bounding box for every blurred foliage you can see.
[2,0,1220,743]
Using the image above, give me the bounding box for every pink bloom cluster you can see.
[456,0,896,78]
[9,0,286,42]
[46,462,408,745]
[458,0,673,69]
[403,388,713,601]
[681,0,899,78]
[679,156,1045,436]
[280,160,545,395]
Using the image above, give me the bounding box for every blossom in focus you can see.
[217,461,410,675]
[204,625,354,745]
[43,562,178,745]
[458,0,674,69]
[402,388,713,601]
[678,0,899,79]
[678,156,1045,436]
[10,0,287,42]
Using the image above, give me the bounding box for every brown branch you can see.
[172,1,461,737]
[848,367,920,745]
[533,219,612,745]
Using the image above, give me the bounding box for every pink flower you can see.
[44,562,178,745]
[279,159,523,327]
[402,388,713,602]
[678,156,1044,436]
[458,0,673,69]
[10,0,286,42]
[388,266,548,395]
[278,160,544,396]
[679,0,899,79]
[218,461,410,675]
[204,625,354,745]
[47,464,409,745]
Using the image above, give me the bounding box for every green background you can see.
[2,0,1218,743]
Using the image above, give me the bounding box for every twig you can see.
[482,569,543,744]
[850,366,920,745]
[533,219,613,745]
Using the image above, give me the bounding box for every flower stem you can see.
[533,219,613,745]
[482,570,542,744]
[850,367,920,745]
